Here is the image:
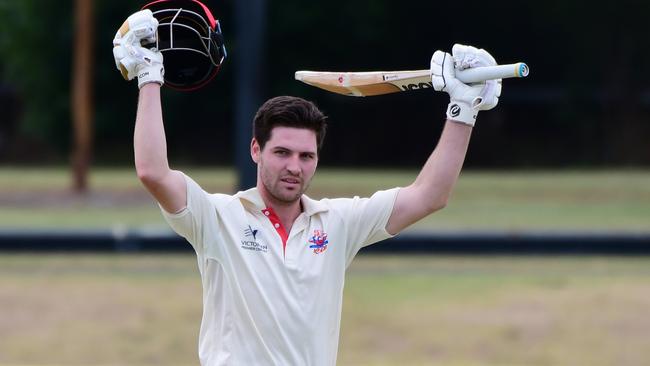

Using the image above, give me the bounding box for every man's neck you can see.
[257,187,303,233]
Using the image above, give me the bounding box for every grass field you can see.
[2,254,650,365]
[1,168,649,365]
[0,167,649,232]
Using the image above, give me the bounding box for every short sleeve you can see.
[160,173,216,256]
[332,188,400,263]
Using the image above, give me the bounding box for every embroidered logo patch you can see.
[244,225,258,240]
[241,225,267,253]
[308,229,328,254]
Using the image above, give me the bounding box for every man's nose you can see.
[286,155,301,174]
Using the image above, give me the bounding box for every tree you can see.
[71,0,94,192]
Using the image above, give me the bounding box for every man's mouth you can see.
[281,177,300,185]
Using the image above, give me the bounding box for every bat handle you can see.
[456,62,529,83]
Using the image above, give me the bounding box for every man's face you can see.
[252,126,319,205]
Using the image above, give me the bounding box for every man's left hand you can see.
[431,44,502,126]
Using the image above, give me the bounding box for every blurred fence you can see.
[1,230,649,254]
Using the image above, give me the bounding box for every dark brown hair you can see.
[253,96,327,153]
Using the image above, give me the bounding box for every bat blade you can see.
[295,70,431,97]
[295,63,528,97]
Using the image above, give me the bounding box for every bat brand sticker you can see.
[399,82,433,91]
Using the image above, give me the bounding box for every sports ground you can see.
[2,254,650,365]
[0,168,649,365]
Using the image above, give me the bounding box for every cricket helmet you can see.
[142,0,227,91]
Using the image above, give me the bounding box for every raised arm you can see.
[113,10,186,213]
[134,85,186,213]
[386,44,502,234]
[386,121,471,234]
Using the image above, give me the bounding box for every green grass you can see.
[0,167,649,232]
[2,254,650,365]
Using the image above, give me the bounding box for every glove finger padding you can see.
[452,44,497,70]
[113,44,163,81]
[473,79,502,110]
[113,9,164,88]
[112,44,132,80]
[475,47,497,67]
[113,10,158,47]
[452,43,501,112]
[430,51,450,91]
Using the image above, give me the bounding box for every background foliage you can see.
[0,0,649,167]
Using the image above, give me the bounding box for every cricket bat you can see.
[295,62,528,97]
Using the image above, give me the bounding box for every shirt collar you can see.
[235,187,328,216]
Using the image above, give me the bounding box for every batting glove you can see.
[431,44,502,126]
[112,10,164,89]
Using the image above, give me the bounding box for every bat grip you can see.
[456,63,529,83]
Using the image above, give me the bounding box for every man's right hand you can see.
[112,9,165,89]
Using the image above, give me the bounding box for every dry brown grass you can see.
[2,254,650,365]
[0,255,201,365]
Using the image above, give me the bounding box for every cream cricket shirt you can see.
[162,174,399,366]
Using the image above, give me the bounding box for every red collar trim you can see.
[261,207,289,255]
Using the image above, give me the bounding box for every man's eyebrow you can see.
[272,146,317,154]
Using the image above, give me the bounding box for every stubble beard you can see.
[261,170,311,205]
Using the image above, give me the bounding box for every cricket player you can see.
[113,8,501,366]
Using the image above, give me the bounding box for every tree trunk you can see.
[71,0,94,193]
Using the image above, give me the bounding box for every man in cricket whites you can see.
[113,8,501,366]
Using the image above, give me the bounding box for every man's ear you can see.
[251,138,261,163]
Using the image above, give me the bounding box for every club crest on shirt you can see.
[308,229,328,254]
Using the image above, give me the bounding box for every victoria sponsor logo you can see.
[244,225,258,240]
[241,225,267,253]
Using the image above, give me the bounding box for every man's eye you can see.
[275,150,288,156]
